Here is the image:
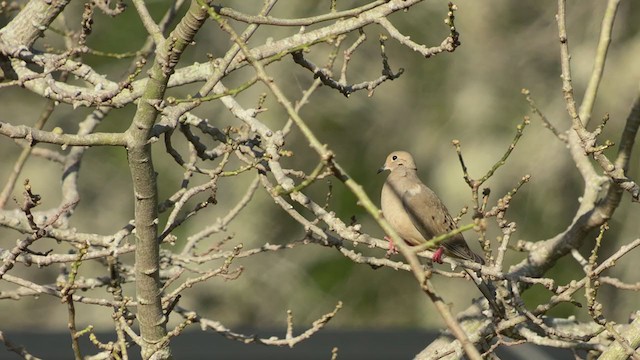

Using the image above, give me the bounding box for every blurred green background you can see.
[1,0,639,334]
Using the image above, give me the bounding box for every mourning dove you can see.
[379,151,502,314]
[378,151,483,264]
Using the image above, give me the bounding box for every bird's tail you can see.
[463,269,504,317]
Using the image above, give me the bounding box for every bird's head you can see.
[377,151,417,174]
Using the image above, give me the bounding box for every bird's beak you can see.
[377,165,387,174]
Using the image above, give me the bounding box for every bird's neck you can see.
[390,167,419,180]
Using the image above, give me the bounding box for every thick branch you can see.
[0,122,126,146]
[125,1,208,359]
[0,0,70,47]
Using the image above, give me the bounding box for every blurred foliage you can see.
[1,0,639,332]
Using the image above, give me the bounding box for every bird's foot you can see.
[384,236,399,257]
[431,246,445,264]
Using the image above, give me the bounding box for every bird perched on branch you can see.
[378,150,502,315]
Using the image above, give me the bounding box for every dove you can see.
[378,151,483,263]
[378,150,503,315]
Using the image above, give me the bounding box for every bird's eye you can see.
[392,155,397,161]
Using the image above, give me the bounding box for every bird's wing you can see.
[402,183,483,263]
[401,183,455,238]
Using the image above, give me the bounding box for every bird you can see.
[378,150,502,315]
[378,150,482,263]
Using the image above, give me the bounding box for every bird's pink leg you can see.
[384,236,398,256]
[431,246,445,264]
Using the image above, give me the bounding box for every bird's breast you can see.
[381,180,425,245]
